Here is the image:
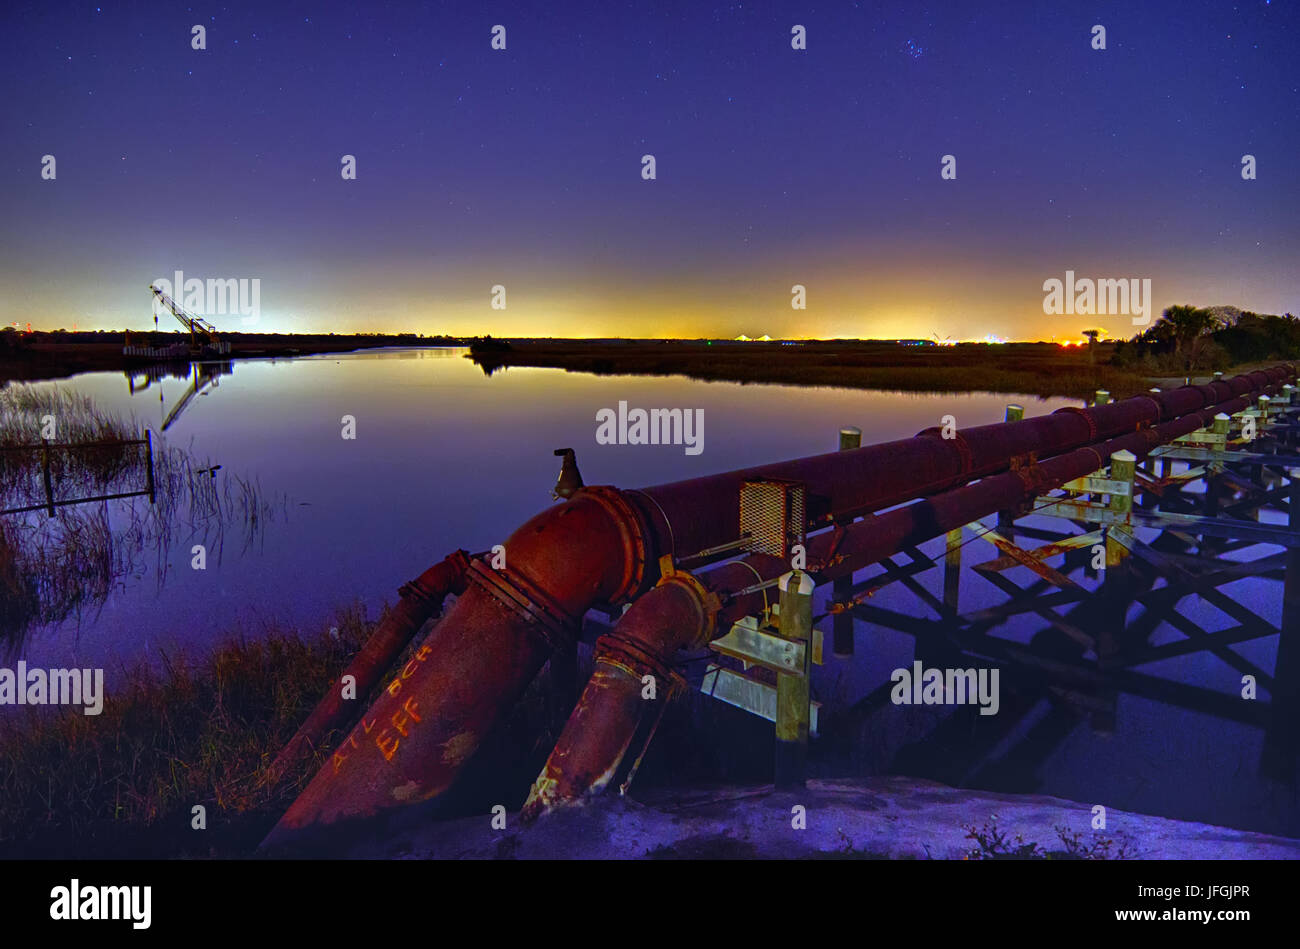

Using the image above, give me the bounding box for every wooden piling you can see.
[144,429,156,504]
[997,405,1024,537]
[1106,450,1135,568]
[775,570,813,789]
[943,527,963,613]
[1262,469,1300,779]
[41,439,55,518]
[832,427,861,658]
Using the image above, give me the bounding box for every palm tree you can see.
[1081,328,1103,365]
[1151,305,1223,357]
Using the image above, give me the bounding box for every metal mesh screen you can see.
[739,479,806,558]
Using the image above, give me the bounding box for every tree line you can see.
[1111,305,1300,372]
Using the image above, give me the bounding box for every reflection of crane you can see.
[161,361,233,432]
[149,284,230,355]
[126,362,194,395]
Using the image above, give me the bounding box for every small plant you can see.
[965,815,1135,860]
[964,814,1045,859]
[1054,824,1138,860]
[812,826,892,859]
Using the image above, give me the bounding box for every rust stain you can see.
[392,780,421,802]
[440,731,478,767]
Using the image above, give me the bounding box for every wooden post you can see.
[1148,391,1173,479]
[1199,414,1232,558]
[41,439,55,517]
[1094,389,1110,406]
[1262,469,1300,780]
[832,426,861,658]
[1249,398,1270,501]
[1286,389,1300,455]
[775,569,814,789]
[943,528,962,614]
[1142,390,1162,479]
[144,430,156,504]
[1086,450,1138,680]
[997,405,1024,536]
[1106,450,1135,568]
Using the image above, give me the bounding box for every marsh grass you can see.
[0,387,136,508]
[0,385,280,645]
[0,604,372,858]
[0,607,613,858]
[470,341,1154,400]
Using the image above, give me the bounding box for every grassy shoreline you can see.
[0,601,595,858]
[468,340,1159,400]
[0,606,373,858]
[7,336,1288,400]
[0,333,467,384]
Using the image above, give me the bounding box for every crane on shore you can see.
[148,284,231,356]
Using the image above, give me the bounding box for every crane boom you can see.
[149,284,219,345]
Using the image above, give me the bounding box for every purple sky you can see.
[2,0,1296,340]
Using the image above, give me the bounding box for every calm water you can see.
[7,348,1297,838]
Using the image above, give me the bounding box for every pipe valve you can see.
[553,448,584,499]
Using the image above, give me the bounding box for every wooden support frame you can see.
[809,401,1300,785]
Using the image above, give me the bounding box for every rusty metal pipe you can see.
[802,389,1266,588]
[520,579,705,819]
[260,486,652,849]
[262,549,472,788]
[521,558,783,820]
[522,386,1275,817]
[267,367,1291,841]
[632,367,1293,558]
[765,386,1274,599]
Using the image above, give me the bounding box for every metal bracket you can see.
[710,615,806,675]
[699,663,821,736]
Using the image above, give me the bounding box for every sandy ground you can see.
[337,776,1300,860]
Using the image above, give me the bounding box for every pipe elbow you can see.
[520,571,720,822]
[492,486,654,621]
[599,573,719,672]
[401,549,472,603]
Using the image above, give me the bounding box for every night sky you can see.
[2,1,1296,340]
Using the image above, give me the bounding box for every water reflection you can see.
[18,347,1073,662]
[0,380,275,648]
[126,359,235,432]
[10,348,1291,835]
